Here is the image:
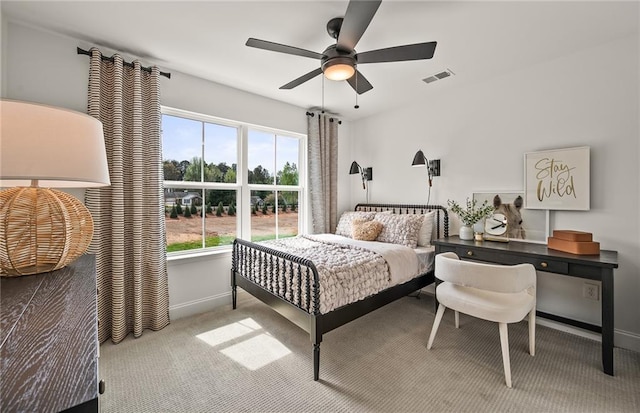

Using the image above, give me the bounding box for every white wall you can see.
[347,34,640,351]
[1,10,6,96]
[2,21,352,320]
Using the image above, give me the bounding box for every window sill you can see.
[166,246,232,264]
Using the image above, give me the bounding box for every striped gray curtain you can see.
[85,48,169,344]
[307,112,339,234]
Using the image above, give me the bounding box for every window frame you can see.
[162,106,306,257]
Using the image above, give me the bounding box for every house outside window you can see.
[161,107,305,255]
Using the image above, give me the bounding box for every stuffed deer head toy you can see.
[493,195,526,239]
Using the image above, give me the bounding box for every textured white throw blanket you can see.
[310,234,419,284]
[259,235,420,314]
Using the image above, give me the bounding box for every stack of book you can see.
[547,230,600,255]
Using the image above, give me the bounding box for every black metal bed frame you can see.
[230,203,449,381]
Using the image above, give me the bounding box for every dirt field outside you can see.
[165,211,298,245]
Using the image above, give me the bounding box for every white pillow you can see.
[418,211,436,247]
[374,213,424,248]
[335,211,376,237]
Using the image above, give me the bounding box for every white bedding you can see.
[310,233,419,284]
[257,234,429,314]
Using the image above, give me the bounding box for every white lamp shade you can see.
[0,99,110,188]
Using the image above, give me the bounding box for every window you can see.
[161,108,305,254]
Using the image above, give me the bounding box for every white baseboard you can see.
[536,319,640,353]
[535,318,601,342]
[169,292,231,320]
[614,328,640,353]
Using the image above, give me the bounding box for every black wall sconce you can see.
[411,149,441,187]
[349,161,372,190]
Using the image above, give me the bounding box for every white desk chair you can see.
[427,252,537,388]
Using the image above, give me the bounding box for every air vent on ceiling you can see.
[422,68,455,84]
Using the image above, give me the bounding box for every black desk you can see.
[433,236,619,376]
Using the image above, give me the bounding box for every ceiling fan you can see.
[246,0,437,94]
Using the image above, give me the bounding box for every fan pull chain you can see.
[354,70,360,109]
[321,75,325,113]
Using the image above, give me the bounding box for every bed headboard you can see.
[354,203,449,239]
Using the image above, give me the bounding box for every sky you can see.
[161,114,299,178]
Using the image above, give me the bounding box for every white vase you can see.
[459,225,474,240]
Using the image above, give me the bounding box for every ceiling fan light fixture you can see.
[247,1,437,95]
[323,58,355,81]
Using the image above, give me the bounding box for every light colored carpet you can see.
[100,291,639,412]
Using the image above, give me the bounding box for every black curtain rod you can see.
[77,47,171,79]
[306,111,342,124]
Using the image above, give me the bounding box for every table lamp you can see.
[0,99,110,276]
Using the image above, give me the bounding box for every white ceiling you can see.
[2,1,638,121]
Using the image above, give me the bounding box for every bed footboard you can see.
[231,238,321,316]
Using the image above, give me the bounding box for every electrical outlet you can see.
[583,282,600,301]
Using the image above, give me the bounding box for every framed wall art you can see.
[472,191,549,244]
[524,146,590,210]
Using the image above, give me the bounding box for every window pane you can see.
[162,114,202,182]
[278,190,299,238]
[204,123,238,183]
[276,136,299,186]
[251,190,275,242]
[204,190,237,247]
[165,188,205,252]
[165,189,237,252]
[248,130,275,184]
[250,190,298,242]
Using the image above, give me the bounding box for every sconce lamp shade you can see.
[349,161,361,175]
[411,149,441,176]
[412,150,427,167]
[0,100,110,276]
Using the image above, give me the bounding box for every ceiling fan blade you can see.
[356,42,437,64]
[246,38,324,60]
[280,68,324,90]
[346,70,373,95]
[336,0,381,52]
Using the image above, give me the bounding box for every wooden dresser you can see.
[1,255,99,412]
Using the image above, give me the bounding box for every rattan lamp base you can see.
[0,187,94,277]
